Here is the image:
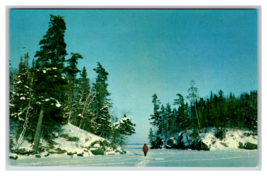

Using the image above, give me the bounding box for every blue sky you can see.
[9,9,258,144]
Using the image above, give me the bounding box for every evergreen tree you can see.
[149,94,161,129]
[111,114,136,147]
[65,52,83,123]
[186,80,201,131]
[157,105,165,136]
[9,58,33,148]
[92,62,112,138]
[71,67,96,133]
[148,128,155,144]
[32,14,68,151]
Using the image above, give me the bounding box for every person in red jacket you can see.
[142,143,148,156]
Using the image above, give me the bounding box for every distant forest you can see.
[149,80,257,139]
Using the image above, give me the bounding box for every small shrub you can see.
[47,143,56,150]
[77,153,84,157]
[243,132,251,137]
[55,148,67,154]
[67,137,79,142]
[197,140,210,151]
[245,142,257,149]
[215,129,225,140]
[120,149,127,154]
[85,138,89,142]
[238,142,245,149]
[10,155,18,160]
[167,139,174,147]
[220,142,229,147]
[58,133,69,139]
[89,140,110,150]
[15,148,29,155]
[91,148,104,155]
[67,152,77,155]
[35,154,41,158]
[44,153,50,157]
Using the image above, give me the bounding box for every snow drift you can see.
[10,123,126,160]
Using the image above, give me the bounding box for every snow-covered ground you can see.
[199,128,257,150]
[9,145,257,167]
[10,123,122,157]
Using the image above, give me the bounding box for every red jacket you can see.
[143,145,148,152]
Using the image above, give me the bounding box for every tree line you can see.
[149,80,257,142]
[9,14,135,152]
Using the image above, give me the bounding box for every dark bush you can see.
[91,148,104,155]
[35,154,41,158]
[55,148,67,154]
[245,142,257,149]
[167,138,174,147]
[67,152,77,155]
[238,142,245,149]
[196,140,210,151]
[151,137,163,149]
[243,132,251,137]
[77,153,84,157]
[10,155,18,160]
[215,129,225,140]
[67,137,79,142]
[58,133,69,139]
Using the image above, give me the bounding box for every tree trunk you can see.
[33,108,44,152]
[194,103,201,132]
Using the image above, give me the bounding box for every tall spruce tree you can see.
[149,94,161,128]
[65,52,83,123]
[186,80,201,131]
[92,62,112,138]
[32,14,68,151]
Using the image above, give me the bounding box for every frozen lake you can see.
[9,145,258,167]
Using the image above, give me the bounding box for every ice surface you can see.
[9,145,257,167]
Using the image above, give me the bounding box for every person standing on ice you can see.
[142,143,148,156]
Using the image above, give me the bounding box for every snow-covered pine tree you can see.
[92,62,112,138]
[65,52,83,124]
[10,57,33,149]
[157,105,165,136]
[32,14,68,151]
[112,114,136,146]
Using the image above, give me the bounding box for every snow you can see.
[43,70,46,73]
[9,145,258,167]
[56,102,61,107]
[199,128,257,150]
[52,124,107,153]
[20,97,25,100]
